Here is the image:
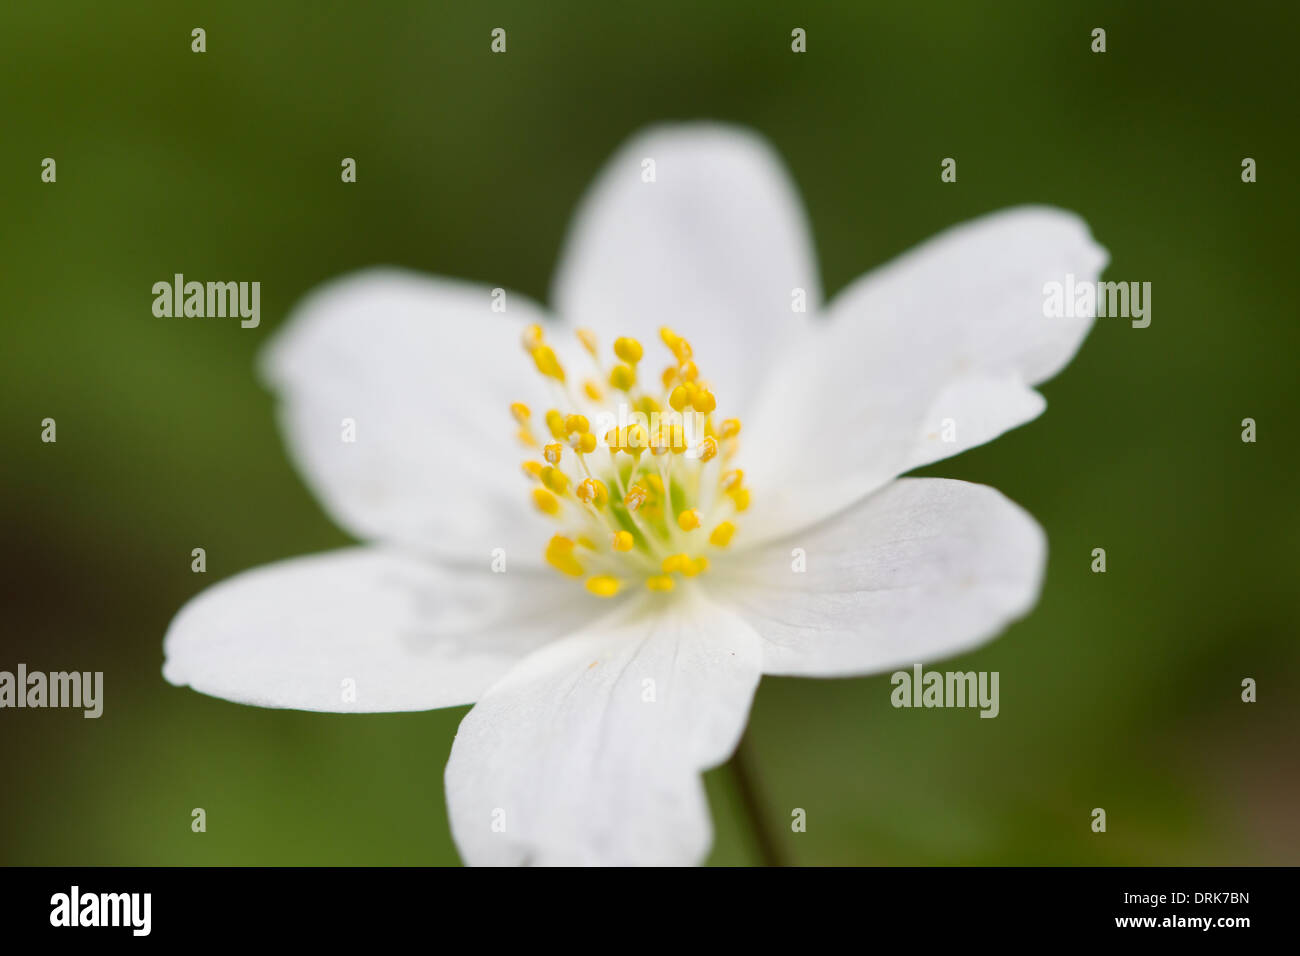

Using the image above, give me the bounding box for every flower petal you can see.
[551,123,821,415]
[445,592,763,865]
[742,206,1107,540]
[261,268,557,564]
[711,479,1046,677]
[163,548,595,712]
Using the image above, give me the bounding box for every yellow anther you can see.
[545,535,584,577]
[532,487,561,516]
[680,555,707,577]
[730,487,751,512]
[544,443,563,465]
[646,575,675,592]
[699,436,718,462]
[545,409,566,439]
[516,427,537,448]
[709,521,736,547]
[668,384,690,412]
[678,360,698,382]
[576,478,609,507]
[522,461,544,481]
[645,473,664,496]
[510,402,531,424]
[624,483,649,512]
[721,469,744,491]
[612,530,634,551]
[661,365,678,389]
[662,553,690,574]
[622,424,648,456]
[577,328,598,356]
[541,466,570,495]
[583,379,604,401]
[609,362,636,391]
[671,337,693,362]
[692,386,716,414]
[614,337,644,364]
[635,395,661,416]
[570,431,597,454]
[522,324,545,351]
[564,414,589,436]
[659,326,679,349]
[720,418,742,439]
[585,575,622,597]
[532,345,566,382]
[576,535,597,550]
[677,509,701,531]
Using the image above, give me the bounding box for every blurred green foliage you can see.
[2,0,1296,864]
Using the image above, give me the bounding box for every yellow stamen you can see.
[518,321,749,597]
[576,478,609,507]
[614,337,644,364]
[585,575,622,597]
[532,487,561,516]
[545,409,566,440]
[609,363,636,391]
[532,345,565,382]
[624,483,649,512]
[541,466,569,494]
[545,535,584,576]
[661,553,690,574]
[681,555,707,577]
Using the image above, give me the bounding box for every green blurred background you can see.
[3,0,1296,865]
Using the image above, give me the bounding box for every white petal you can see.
[742,206,1107,540]
[711,479,1045,677]
[261,268,556,564]
[445,592,763,865]
[163,548,595,712]
[552,123,821,415]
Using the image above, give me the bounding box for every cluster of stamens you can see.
[511,324,750,598]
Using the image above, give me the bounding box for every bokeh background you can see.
[3,0,1296,865]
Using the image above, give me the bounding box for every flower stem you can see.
[727,729,787,867]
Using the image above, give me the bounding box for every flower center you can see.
[510,324,750,598]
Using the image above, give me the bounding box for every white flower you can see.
[162,123,1107,866]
